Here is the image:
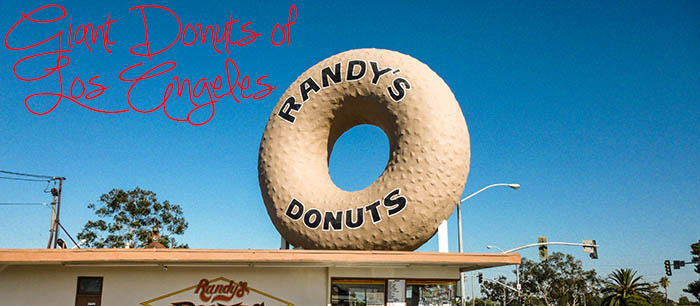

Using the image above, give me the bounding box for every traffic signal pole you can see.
[503,241,600,256]
[666,259,699,276]
[487,239,599,306]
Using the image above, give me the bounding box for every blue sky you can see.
[1,0,698,301]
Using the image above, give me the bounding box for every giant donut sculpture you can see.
[258,48,470,251]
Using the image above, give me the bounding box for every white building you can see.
[0,248,519,306]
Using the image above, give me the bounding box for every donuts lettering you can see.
[284,188,407,231]
[258,49,470,250]
[277,60,412,124]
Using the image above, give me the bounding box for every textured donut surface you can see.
[258,48,470,250]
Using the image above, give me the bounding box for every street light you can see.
[457,183,520,253]
[453,184,518,306]
[487,245,506,253]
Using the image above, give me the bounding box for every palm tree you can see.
[602,269,654,306]
[660,277,669,306]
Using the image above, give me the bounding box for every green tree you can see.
[601,269,654,306]
[519,252,602,306]
[684,240,700,300]
[678,296,692,306]
[647,289,666,306]
[474,298,500,306]
[589,295,604,306]
[77,187,188,248]
[626,295,652,306]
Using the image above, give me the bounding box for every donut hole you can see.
[328,124,389,191]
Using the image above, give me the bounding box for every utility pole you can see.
[46,191,57,248]
[45,177,65,249]
[53,178,64,248]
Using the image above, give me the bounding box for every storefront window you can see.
[331,279,386,306]
[331,278,457,306]
[405,280,457,306]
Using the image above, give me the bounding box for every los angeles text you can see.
[5,4,298,126]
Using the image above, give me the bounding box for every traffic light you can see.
[590,240,598,259]
[673,260,685,269]
[582,239,598,259]
[519,296,525,306]
[664,260,672,276]
[478,272,483,284]
[538,237,548,259]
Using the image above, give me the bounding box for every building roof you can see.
[0,249,520,272]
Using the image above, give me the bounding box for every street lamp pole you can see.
[457,183,520,253]
[453,183,518,306]
[487,245,505,252]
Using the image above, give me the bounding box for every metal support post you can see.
[457,202,463,252]
[517,265,521,306]
[471,273,475,306]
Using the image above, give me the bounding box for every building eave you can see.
[0,249,519,272]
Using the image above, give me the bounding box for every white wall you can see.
[0,265,327,305]
[0,265,459,306]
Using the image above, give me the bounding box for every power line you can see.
[0,202,48,206]
[0,170,55,179]
[0,170,68,249]
[0,176,49,182]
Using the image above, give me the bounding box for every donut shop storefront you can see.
[0,248,519,306]
[0,48,507,306]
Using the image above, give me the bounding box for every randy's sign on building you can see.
[140,277,293,306]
